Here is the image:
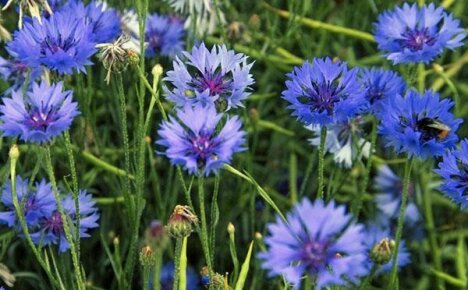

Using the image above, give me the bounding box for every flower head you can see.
[157,105,245,176]
[258,198,369,289]
[0,54,43,93]
[145,13,185,58]
[164,42,254,110]
[374,164,420,225]
[360,67,406,114]
[365,223,410,272]
[58,0,121,43]
[374,3,466,64]
[307,117,371,168]
[30,191,99,253]
[378,90,461,159]
[0,177,56,229]
[6,10,96,74]
[435,139,468,208]
[0,81,80,144]
[282,58,367,126]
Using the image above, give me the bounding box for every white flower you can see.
[306,118,371,168]
[165,0,225,36]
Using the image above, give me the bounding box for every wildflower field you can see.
[0,0,467,289]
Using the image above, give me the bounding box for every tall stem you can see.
[317,126,327,200]
[197,174,213,278]
[44,147,85,290]
[389,157,414,288]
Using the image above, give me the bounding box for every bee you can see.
[416,117,451,141]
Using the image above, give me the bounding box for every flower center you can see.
[191,70,232,97]
[400,28,436,51]
[40,29,79,55]
[453,163,468,196]
[27,108,56,130]
[189,132,218,168]
[301,240,328,272]
[147,33,163,52]
[366,87,385,104]
[303,81,343,115]
[24,196,38,214]
[43,211,63,235]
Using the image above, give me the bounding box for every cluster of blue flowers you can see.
[0,176,99,252]
[260,2,466,289]
[157,42,253,176]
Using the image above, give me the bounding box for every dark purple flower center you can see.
[43,211,63,235]
[189,132,218,168]
[303,81,344,115]
[301,240,328,272]
[366,87,385,104]
[147,32,163,52]
[40,32,78,55]
[191,70,232,97]
[26,107,58,130]
[453,163,468,196]
[400,28,436,52]
[12,61,28,74]
[24,196,38,213]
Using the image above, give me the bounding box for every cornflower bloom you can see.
[0,81,80,143]
[156,104,245,176]
[374,3,466,64]
[6,10,96,75]
[0,177,55,229]
[378,90,461,159]
[0,54,43,92]
[145,13,185,58]
[57,0,121,43]
[307,117,370,168]
[164,42,254,111]
[282,57,367,126]
[30,191,100,253]
[435,139,468,208]
[258,198,369,289]
[374,165,420,225]
[359,67,406,114]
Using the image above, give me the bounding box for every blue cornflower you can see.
[164,42,254,110]
[0,81,80,144]
[378,90,461,159]
[58,0,121,43]
[282,58,367,126]
[30,191,99,253]
[0,177,56,229]
[158,262,199,290]
[145,13,185,58]
[0,55,43,93]
[360,67,406,114]
[6,10,96,75]
[374,165,420,225]
[307,117,371,168]
[435,139,468,208]
[365,224,410,272]
[374,3,466,64]
[258,198,369,289]
[156,104,245,176]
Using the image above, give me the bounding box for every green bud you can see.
[139,246,156,267]
[166,205,198,239]
[370,238,395,265]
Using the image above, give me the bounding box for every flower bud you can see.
[370,237,395,265]
[227,222,235,235]
[139,245,156,267]
[9,144,19,161]
[144,219,169,250]
[166,205,198,239]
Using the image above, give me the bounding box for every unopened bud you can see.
[248,14,261,29]
[255,232,263,240]
[370,238,395,265]
[166,205,198,238]
[200,266,225,289]
[227,222,235,235]
[9,144,19,161]
[139,245,156,267]
[432,63,444,74]
[152,64,163,77]
[144,220,168,250]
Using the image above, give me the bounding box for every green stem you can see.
[422,170,445,290]
[317,126,327,200]
[44,147,84,290]
[209,175,220,265]
[172,238,182,290]
[263,2,375,42]
[389,157,414,289]
[353,118,377,216]
[358,266,378,290]
[63,131,81,261]
[8,146,60,288]
[152,251,162,290]
[178,237,188,290]
[197,174,213,277]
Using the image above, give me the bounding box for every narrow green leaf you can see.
[234,241,254,290]
[178,237,188,290]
